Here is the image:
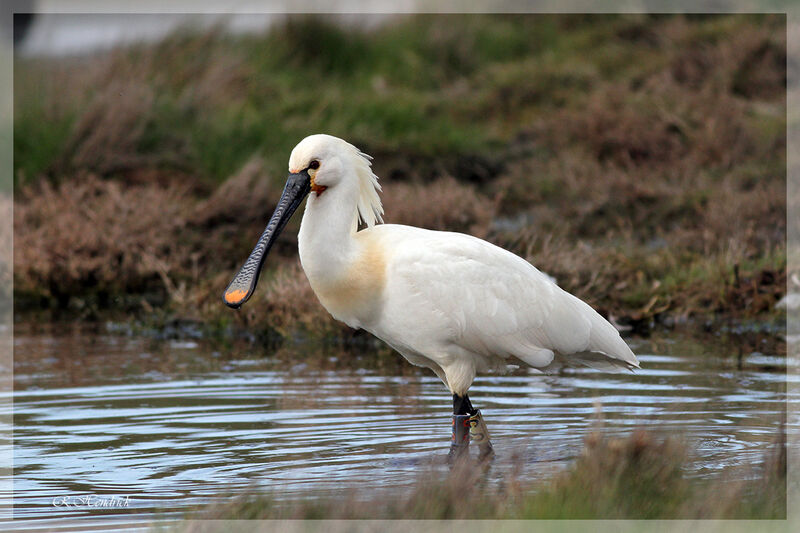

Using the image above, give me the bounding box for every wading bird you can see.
[224,134,639,460]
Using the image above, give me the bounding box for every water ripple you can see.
[11,329,789,526]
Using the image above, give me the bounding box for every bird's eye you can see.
[308,160,320,170]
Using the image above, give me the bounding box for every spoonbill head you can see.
[224,134,639,459]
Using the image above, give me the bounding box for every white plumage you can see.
[289,134,639,396]
[223,133,640,453]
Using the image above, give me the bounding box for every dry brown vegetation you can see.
[13,14,786,340]
[382,176,497,236]
[14,175,195,308]
[0,194,11,314]
[481,18,787,327]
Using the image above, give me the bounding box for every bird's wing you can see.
[390,229,638,372]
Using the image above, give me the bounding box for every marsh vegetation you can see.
[10,13,788,524]
[13,14,786,341]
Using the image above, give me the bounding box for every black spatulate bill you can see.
[223,170,311,309]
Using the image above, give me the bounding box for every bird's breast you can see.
[304,235,388,329]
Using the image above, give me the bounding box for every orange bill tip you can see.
[224,289,247,305]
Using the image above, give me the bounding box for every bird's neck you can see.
[298,182,360,282]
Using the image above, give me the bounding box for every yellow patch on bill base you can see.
[310,175,327,196]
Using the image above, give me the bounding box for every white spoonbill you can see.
[224,134,639,459]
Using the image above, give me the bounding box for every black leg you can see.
[449,394,473,461]
[453,393,476,416]
[452,393,494,462]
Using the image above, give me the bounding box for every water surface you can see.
[9,323,789,528]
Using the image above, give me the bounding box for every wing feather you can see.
[389,228,638,372]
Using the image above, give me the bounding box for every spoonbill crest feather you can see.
[289,134,383,229]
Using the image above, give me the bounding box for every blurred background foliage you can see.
[12,13,786,340]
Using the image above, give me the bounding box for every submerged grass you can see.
[185,428,786,521]
[12,14,787,339]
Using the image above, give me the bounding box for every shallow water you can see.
[7,323,789,528]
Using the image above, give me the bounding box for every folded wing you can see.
[393,230,638,372]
